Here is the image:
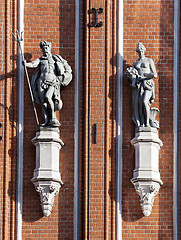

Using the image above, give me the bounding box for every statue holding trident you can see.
[23,40,72,127]
[13,32,72,216]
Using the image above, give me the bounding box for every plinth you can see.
[31,126,64,216]
[131,127,163,216]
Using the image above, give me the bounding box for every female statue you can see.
[125,43,159,128]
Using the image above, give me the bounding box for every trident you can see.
[12,30,39,125]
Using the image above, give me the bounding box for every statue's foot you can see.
[40,122,49,127]
[49,118,61,127]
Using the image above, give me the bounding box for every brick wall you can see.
[0,0,180,239]
[80,0,117,238]
[122,0,174,239]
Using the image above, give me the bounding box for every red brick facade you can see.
[122,1,174,239]
[0,0,180,239]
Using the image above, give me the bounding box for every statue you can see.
[125,42,159,128]
[23,41,72,127]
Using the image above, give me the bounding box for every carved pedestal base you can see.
[33,180,61,216]
[131,180,161,216]
[131,127,163,216]
[31,127,64,216]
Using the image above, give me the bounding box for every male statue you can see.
[23,41,72,127]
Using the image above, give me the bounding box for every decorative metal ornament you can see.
[88,8,103,28]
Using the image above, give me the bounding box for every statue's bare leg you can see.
[139,93,144,126]
[45,86,60,127]
[42,105,49,126]
[143,91,152,127]
[38,87,49,126]
[45,86,54,120]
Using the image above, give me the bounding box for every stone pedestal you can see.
[31,127,64,216]
[131,127,163,216]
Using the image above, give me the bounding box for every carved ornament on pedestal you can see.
[35,182,61,217]
[133,182,160,217]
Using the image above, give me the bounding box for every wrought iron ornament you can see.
[88,8,103,28]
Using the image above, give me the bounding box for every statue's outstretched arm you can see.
[25,58,40,68]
